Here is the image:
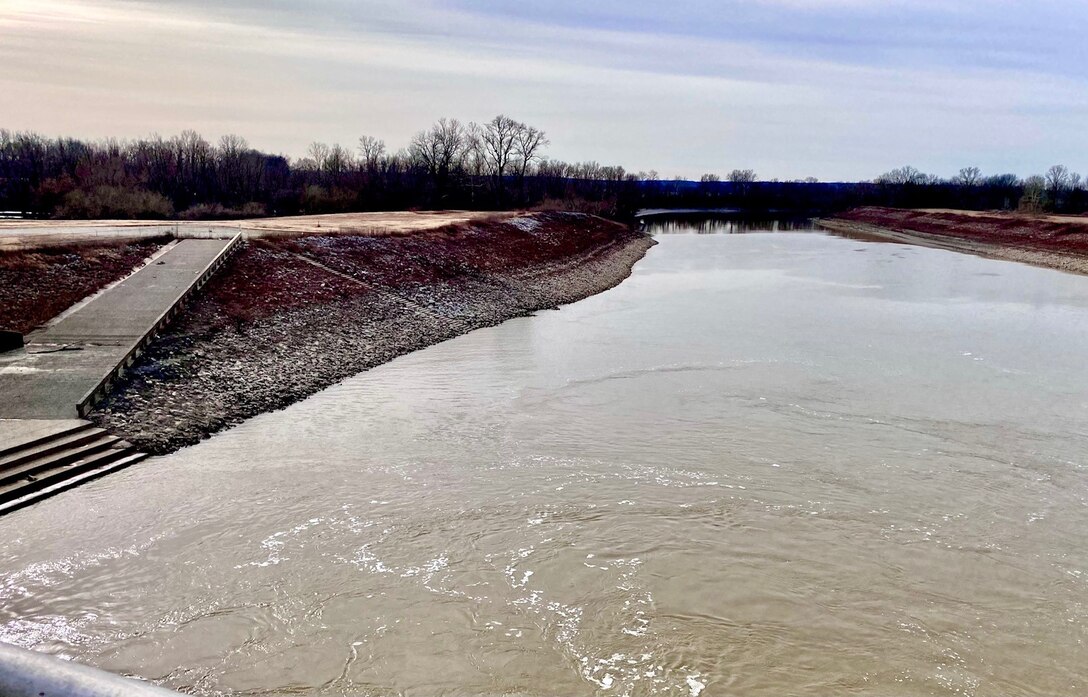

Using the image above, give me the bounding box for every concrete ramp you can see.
[0,236,239,420]
[35,239,232,345]
[0,235,240,514]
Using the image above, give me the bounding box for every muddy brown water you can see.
[2,221,1087,695]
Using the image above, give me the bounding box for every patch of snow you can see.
[508,216,542,232]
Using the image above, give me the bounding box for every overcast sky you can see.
[1,0,1085,180]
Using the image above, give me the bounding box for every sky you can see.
[1,0,1086,181]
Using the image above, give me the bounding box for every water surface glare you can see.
[2,224,1088,696]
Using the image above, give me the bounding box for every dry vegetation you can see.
[0,239,166,333]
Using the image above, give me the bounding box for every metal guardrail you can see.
[0,642,182,696]
[76,233,243,418]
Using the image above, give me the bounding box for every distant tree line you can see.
[867,164,1088,213]
[2,121,1086,221]
[0,117,640,220]
[648,163,1088,216]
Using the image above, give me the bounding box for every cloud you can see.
[0,0,1085,180]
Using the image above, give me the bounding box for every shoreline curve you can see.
[89,212,656,454]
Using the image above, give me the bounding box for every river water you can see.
[2,221,1087,696]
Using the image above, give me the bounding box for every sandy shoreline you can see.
[817,216,1088,276]
[87,213,654,453]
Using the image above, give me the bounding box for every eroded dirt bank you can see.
[821,207,1088,275]
[89,212,655,453]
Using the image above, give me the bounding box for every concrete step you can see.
[0,443,139,506]
[0,432,121,488]
[0,420,95,460]
[0,451,148,517]
[0,426,109,472]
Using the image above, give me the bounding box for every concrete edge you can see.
[75,233,243,417]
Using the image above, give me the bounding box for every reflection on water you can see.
[642,216,819,235]
[2,224,1087,696]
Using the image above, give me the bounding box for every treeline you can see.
[867,165,1088,213]
[665,164,1088,215]
[0,117,641,220]
[2,120,1086,221]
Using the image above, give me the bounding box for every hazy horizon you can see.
[2,0,1086,181]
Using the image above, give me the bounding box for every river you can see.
[2,220,1087,695]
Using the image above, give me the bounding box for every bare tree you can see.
[600,165,626,181]
[325,143,353,177]
[1046,164,1070,192]
[985,173,1020,188]
[409,118,467,194]
[218,134,248,158]
[699,173,721,183]
[307,142,330,172]
[534,158,567,180]
[509,123,549,202]
[216,134,250,202]
[480,114,521,194]
[955,166,983,186]
[513,124,548,181]
[1020,174,1047,211]
[571,161,603,180]
[357,135,385,170]
[462,122,487,177]
[877,165,935,185]
[728,169,757,183]
[173,130,212,204]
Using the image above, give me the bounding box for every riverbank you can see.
[820,207,1088,275]
[88,212,654,453]
[0,239,168,334]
